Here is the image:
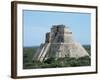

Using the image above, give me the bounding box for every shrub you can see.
[44,57,55,64]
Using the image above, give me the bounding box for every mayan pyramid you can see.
[33,25,89,62]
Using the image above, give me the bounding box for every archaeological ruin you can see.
[33,24,89,62]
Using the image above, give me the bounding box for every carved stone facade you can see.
[33,25,89,62]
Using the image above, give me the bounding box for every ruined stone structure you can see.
[33,25,89,62]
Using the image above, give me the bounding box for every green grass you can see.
[23,45,91,69]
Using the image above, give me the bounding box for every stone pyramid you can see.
[33,25,89,62]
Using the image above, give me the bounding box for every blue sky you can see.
[23,10,91,47]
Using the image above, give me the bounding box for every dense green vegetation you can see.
[23,47,38,69]
[23,45,91,69]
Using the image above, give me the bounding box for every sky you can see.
[23,10,91,47]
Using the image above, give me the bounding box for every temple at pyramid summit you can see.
[33,24,89,62]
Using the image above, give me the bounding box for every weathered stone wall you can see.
[33,25,89,62]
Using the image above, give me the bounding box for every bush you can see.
[77,56,90,66]
[44,57,55,64]
[24,56,90,69]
